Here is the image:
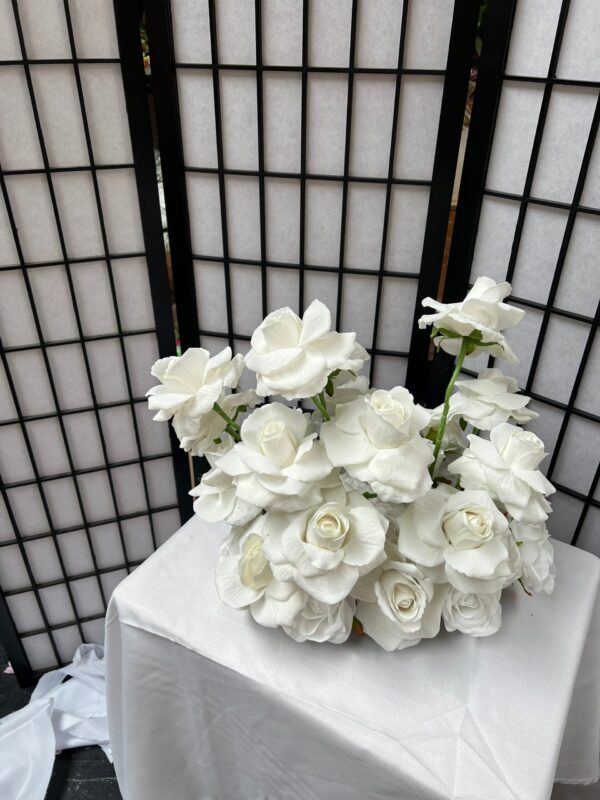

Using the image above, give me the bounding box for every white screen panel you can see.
[307,75,348,176]
[305,180,343,267]
[0,0,20,60]
[71,261,117,337]
[46,344,93,410]
[556,0,600,82]
[90,523,124,569]
[525,400,565,466]
[470,197,520,284]
[63,412,104,471]
[30,65,88,168]
[27,418,71,478]
[554,214,600,317]
[510,205,569,304]
[86,339,128,404]
[112,258,155,331]
[373,355,408,391]
[224,175,261,260]
[111,464,146,516]
[6,594,45,633]
[195,260,228,332]
[0,546,31,592]
[385,186,430,273]
[69,0,119,59]
[265,178,300,263]
[171,0,211,63]
[220,71,258,170]
[98,405,139,463]
[187,173,224,256]
[28,265,79,342]
[262,0,302,66]
[553,416,600,496]
[0,365,18,422]
[355,0,403,69]
[0,67,42,171]
[350,76,396,178]
[577,508,600,558]
[24,539,64,584]
[581,133,600,209]
[486,82,545,196]
[23,635,57,672]
[505,0,562,78]
[0,424,31,484]
[7,484,48,536]
[153,509,183,547]
[52,172,104,259]
[230,264,263,336]
[263,73,301,173]
[144,458,179,510]
[378,278,418,352]
[576,335,600,417]
[308,0,351,68]
[340,274,378,348]
[70,577,104,617]
[532,317,590,406]
[44,477,82,531]
[79,64,133,166]
[492,303,544,390]
[344,183,386,270]
[123,334,161,399]
[178,70,218,168]
[267,267,299,315]
[17,0,70,59]
[135,403,171,457]
[215,0,255,65]
[4,174,63,264]
[6,350,55,416]
[394,77,444,181]
[96,169,145,254]
[0,193,19,266]
[531,86,598,204]
[0,271,38,347]
[122,517,153,562]
[403,0,453,71]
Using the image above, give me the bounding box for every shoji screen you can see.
[448,0,600,554]
[0,0,182,679]
[148,0,476,396]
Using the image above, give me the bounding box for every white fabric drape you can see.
[106,517,600,800]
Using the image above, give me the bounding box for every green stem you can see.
[431,338,469,477]
[213,402,242,442]
[311,393,331,421]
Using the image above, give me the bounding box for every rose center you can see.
[369,391,406,429]
[500,430,544,469]
[239,534,273,590]
[258,420,298,468]
[306,507,349,551]
[443,506,494,549]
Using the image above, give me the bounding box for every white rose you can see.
[216,403,333,512]
[262,489,388,604]
[147,347,243,420]
[283,597,355,644]
[442,588,501,637]
[398,487,515,593]
[216,516,306,628]
[446,368,537,431]
[321,389,433,504]
[244,299,368,400]
[355,561,444,651]
[511,520,555,594]
[324,373,370,413]
[173,389,257,457]
[448,424,555,523]
[190,466,261,526]
[418,277,524,363]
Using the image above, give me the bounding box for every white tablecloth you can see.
[105,516,600,800]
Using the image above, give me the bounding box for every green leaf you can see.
[325,379,334,397]
[363,491,378,499]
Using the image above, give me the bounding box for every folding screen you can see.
[446,0,600,554]
[0,0,187,681]
[145,0,479,407]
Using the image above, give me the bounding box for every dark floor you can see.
[0,644,122,799]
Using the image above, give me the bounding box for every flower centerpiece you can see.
[147,278,556,651]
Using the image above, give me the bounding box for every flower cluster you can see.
[148,283,556,651]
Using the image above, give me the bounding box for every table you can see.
[105,516,600,800]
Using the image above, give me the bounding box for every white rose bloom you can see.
[147,347,243,420]
[442,588,502,637]
[216,516,306,628]
[173,389,257,457]
[447,368,537,431]
[321,389,433,504]
[216,403,333,512]
[262,489,388,604]
[398,487,515,593]
[190,466,261,526]
[324,373,370,413]
[244,299,368,400]
[283,597,355,644]
[511,520,555,594]
[418,277,524,363]
[355,561,445,652]
[448,424,555,523]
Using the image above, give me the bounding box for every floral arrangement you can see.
[147,278,556,651]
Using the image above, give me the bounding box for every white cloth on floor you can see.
[0,643,110,800]
[106,516,600,800]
